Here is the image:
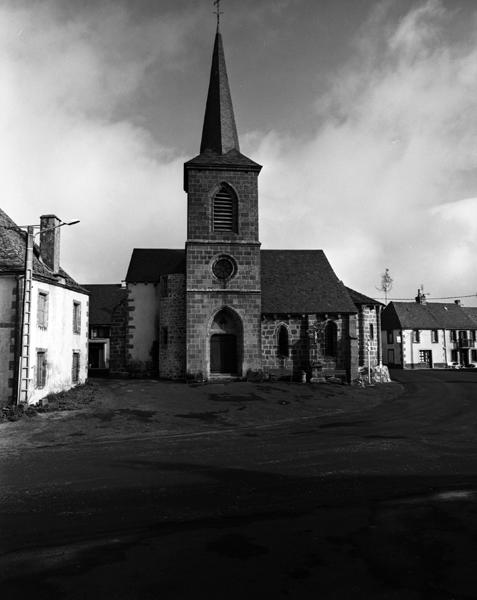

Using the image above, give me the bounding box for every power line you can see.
[375,293,477,301]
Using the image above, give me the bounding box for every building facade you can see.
[0,210,88,406]
[381,292,477,369]
[119,27,384,383]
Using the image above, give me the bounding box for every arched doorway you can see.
[209,308,242,375]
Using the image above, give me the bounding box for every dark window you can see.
[73,301,81,334]
[160,276,168,298]
[37,292,48,329]
[161,327,168,346]
[91,326,110,339]
[412,329,420,343]
[472,331,477,342]
[369,323,374,340]
[451,349,458,361]
[431,330,438,343]
[213,185,237,233]
[450,330,457,342]
[387,330,393,344]
[36,351,46,388]
[325,321,337,356]
[72,352,80,383]
[471,349,477,362]
[277,325,289,357]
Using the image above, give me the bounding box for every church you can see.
[123,26,381,383]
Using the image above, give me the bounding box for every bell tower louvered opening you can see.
[213,185,237,233]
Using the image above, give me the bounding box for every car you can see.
[448,362,462,369]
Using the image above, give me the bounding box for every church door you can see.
[210,334,237,373]
[209,308,242,375]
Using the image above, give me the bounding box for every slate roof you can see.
[125,249,186,283]
[463,307,477,327]
[0,208,87,293]
[382,301,476,330]
[346,286,382,307]
[125,248,357,314]
[83,284,127,326]
[261,250,357,314]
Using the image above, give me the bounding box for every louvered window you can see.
[213,186,237,232]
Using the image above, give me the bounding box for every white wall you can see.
[128,283,158,366]
[27,279,89,404]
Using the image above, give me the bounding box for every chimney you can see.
[40,214,61,273]
[415,289,426,305]
[455,299,462,307]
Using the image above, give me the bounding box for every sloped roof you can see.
[125,249,186,283]
[261,250,357,314]
[346,286,382,307]
[124,247,357,314]
[382,301,476,330]
[463,306,477,327]
[200,31,240,156]
[83,284,127,326]
[0,208,86,293]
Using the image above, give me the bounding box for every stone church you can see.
[124,28,381,382]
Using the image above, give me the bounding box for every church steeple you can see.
[200,30,240,155]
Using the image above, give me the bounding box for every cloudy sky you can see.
[2,0,477,305]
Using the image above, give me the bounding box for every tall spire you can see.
[200,29,240,155]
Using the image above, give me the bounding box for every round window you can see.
[212,256,236,280]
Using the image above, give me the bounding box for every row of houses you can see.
[1,25,475,406]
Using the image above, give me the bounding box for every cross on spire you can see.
[213,0,223,30]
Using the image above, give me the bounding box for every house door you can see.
[419,350,432,368]
[210,334,237,373]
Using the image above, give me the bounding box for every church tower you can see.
[184,26,262,379]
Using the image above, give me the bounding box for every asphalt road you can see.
[1,370,477,599]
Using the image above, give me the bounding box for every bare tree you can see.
[376,268,393,304]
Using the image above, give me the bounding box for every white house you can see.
[0,209,89,407]
[381,291,477,369]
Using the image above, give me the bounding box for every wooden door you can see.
[210,334,237,373]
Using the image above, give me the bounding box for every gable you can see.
[125,249,186,283]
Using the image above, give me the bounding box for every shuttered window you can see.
[213,186,237,233]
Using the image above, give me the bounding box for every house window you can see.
[471,349,477,362]
[73,301,81,334]
[91,326,110,339]
[412,330,420,343]
[213,185,238,233]
[450,330,457,342]
[387,330,393,344]
[472,331,477,342]
[37,291,48,329]
[36,351,47,388]
[324,321,337,356]
[160,276,168,298]
[451,349,458,362]
[161,327,168,346]
[431,330,439,343]
[277,325,289,357]
[369,323,374,340]
[72,352,80,383]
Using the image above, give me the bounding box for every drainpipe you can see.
[377,304,382,366]
[443,328,447,367]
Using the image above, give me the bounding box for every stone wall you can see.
[159,274,186,379]
[261,313,359,382]
[186,292,262,379]
[357,305,379,367]
[126,283,158,374]
[109,295,128,375]
[0,276,19,407]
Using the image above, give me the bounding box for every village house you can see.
[0,209,88,406]
[381,290,477,369]
[118,27,382,383]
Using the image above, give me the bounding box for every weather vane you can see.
[213,0,223,29]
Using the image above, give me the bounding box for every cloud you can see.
[0,0,196,282]
[245,0,477,304]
